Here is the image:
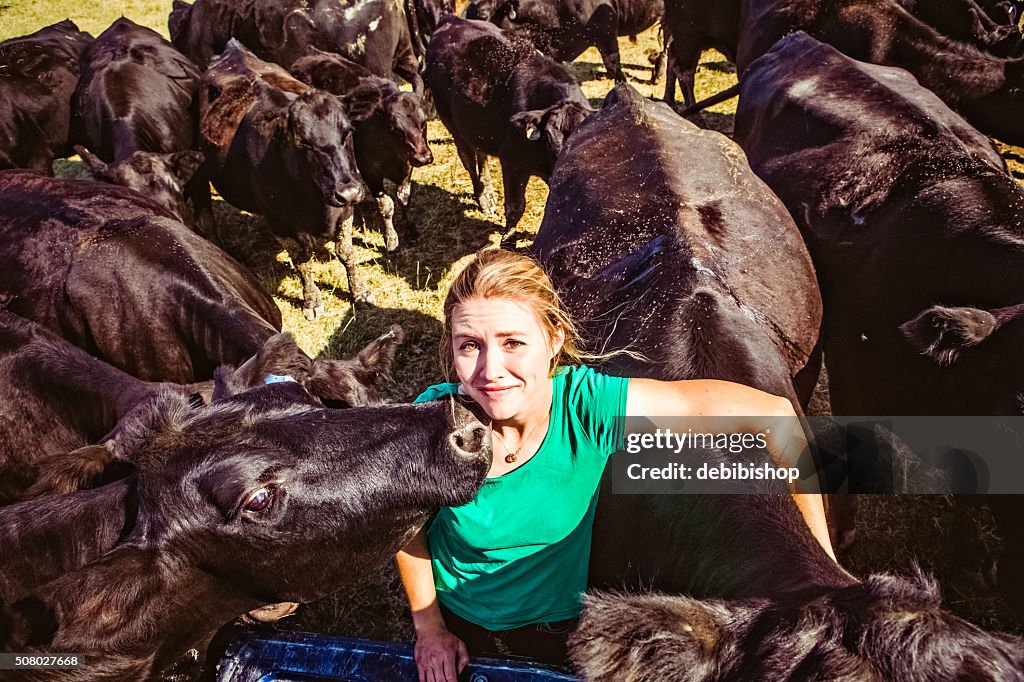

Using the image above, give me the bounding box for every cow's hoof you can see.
[385,233,400,253]
[246,602,299,623]
[303,304,325,321]
[353,291,376,310]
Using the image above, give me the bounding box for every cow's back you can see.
[0,170,280,383]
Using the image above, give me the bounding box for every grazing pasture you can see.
[2,0,1023,678]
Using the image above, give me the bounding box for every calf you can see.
[0,171,403,400]
[291,48,433,253]
[0,383,491,682]
[74,145,205,226]
[0,20,93,173]
[200,40,379,315]
[467,0,664,82]
[733,0,1024,146]
[169,0,423,94]
[427,16,592,245]
[660,0,741,107]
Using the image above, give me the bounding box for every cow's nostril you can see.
[450,423,490,457]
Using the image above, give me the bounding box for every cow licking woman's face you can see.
[450,296,563,423]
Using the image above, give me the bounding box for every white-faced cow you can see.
[0,21,93,173]
[0,171,403,401]
[199,40,382,315]
[0,383,491,682]
[290,47,433,254]
[427,16,592,246]
[169,0,423,94]
[528,83,1024,681]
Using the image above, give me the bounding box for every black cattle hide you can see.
[0,21,93,173]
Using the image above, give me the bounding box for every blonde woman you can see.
[398,248,834,682]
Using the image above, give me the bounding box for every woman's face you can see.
[450,296,563,422]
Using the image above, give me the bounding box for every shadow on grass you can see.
[701,59,736,74]
[384,183,497,292]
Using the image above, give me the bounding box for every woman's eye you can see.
[460,341,478,352]
[505,339,525,348]
[243,486,276,513]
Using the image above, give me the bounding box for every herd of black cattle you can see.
[2,0,1024,679]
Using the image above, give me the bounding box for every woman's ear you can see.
[550,324,566,359]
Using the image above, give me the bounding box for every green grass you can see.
[4,3,1024,675]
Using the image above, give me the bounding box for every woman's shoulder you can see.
[414,382,461,403]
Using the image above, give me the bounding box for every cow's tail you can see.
[168,0,193,51]
[679,83,740,118]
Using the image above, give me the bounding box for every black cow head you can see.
[117,384,490,600]
[0,387,490,676]
[384,91,433,167]
[282,89,367,208]
[74,145,204,224]
[510,101,591,159]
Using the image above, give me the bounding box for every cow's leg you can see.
[334,211,372,306]
[376,192,400,253]
[395,173,418,243]
[498,161,529,249]
[588,5,623,81]
[279,234,324,320]
[455,141,497,215]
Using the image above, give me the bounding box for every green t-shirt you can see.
[414,365,629,630]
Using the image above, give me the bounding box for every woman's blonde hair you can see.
[440,248,589,379]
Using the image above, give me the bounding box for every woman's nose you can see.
[477,348,505,380]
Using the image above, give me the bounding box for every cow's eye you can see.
[243,486,277,513]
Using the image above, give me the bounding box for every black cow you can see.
[0,20,93,173]
[0,309,402,504]
[169,0,423,94]
[659,0,740,107]
[467,0,664,82]
[526,83,1023,681]
[732,0,1024,146]
[900,0,1024,55]
[406,0,454,59]
[291,48,433,253]
[0,171,403,401]
[0,383,491,681]
[72,18,200,162]
[735,32,1022,417]
[199,40,381,315]
[735,31,1024,619]
[427,16,592,245]
[74,145,205,226]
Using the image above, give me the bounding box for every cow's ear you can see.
[900,305,998,366]
[75,145,113,181]
[356,324,405,372]
[26,443,113,497]
[169,151,204,183]
[510,110,544,141]
[344,83,383,122]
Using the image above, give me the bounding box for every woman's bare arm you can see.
[625,378,836,561]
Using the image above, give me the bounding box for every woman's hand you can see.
[414,625,469,682]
